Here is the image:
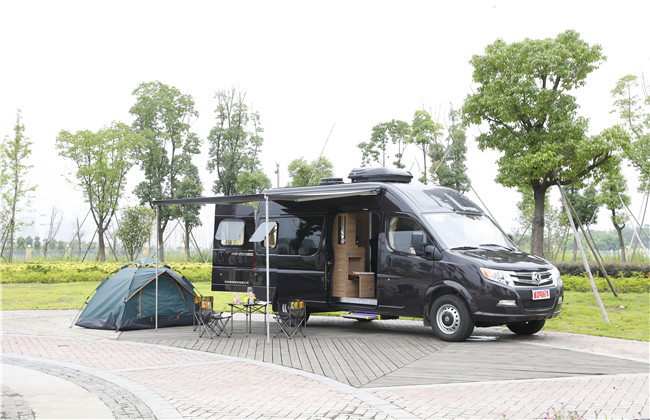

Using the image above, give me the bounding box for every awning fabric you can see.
[152,185,381,206]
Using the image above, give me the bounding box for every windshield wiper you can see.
[479,243,514,251]
[450,246,479,250]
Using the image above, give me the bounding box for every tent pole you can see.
[155,205,159,331]
[265,195,270,344]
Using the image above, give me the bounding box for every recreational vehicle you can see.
[165,168,564,342]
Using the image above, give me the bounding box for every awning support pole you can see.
[155,205,159,331]
[265,194,270,344]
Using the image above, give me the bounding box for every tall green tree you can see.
[597,158,631,262]
[409,110,444,184]
[0,110,35,262]
[358,120,410,168]
[462,29,626,257]
[430,108,471,192]
[236,170,272,194]
[130,81,200,262]
[207,87,265,196]
[611,74,650,193]
[56,122,138,261]
[116,205,155,262]
[287,156,334,187]
[174,163,203,262]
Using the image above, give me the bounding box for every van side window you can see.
[387,217,430,255]
[278,217,323,256]
[263,223,278,249]
[215,219,246,246]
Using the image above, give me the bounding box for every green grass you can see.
[2,281,647,341]
[545,291,650,341]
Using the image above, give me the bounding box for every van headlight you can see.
[480,268,515,288]
[550,266,561,286]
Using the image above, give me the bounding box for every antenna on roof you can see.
[308,123,336,186]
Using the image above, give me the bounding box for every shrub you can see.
[561,274,649,293]
[0,261,210,284]
[555,262,650,278]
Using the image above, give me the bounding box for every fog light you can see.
[497,300,517,307]
[558,295,563,305]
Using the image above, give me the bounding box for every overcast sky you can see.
[1,0,648,244]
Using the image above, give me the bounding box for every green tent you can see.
[75,258,198,330]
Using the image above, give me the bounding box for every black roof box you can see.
[348,168,413,183]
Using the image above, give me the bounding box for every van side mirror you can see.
[424,244,443,261]
[411,232,426,253]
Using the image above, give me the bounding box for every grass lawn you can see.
[1,282,647,341]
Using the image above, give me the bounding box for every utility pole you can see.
[275,163,280,188]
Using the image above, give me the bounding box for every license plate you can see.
[532,289,550,300]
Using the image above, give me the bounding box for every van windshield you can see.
[423,212,514,250]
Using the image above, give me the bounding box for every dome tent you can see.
[75,258,198,330]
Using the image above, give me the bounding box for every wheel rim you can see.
[436,304,460,335]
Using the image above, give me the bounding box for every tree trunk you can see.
[571,237,578,262]
[530,185,547,257]
[184,230,191,262]
[97,228,107,262]
[157,220,165,263]
[7,218,15,263]
[612,210,627,262]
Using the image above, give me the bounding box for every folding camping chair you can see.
[194,296,231,338]
[273,299,306,339]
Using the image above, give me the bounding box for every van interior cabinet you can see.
[332,213,376,298]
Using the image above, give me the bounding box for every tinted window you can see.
[275,217,323,256]
[387,217,430,255]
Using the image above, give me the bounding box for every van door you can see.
[377,215,434,317]
[212,204,256,292]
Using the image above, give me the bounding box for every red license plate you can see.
[532,289,550,300]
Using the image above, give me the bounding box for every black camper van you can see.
[208,168,563,342]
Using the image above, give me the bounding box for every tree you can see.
[236,170,272,194]
[462,29,625,257]
[287,156,334,187]
[130,81,200,262]
[207,87,264,196]
[611,74,650,193]
[0,110,35,262]
[430,108,471,192]
[116,205,155,262]
[598,158,630,261]
[409,110,444,184]
[43,207,62,259]
[33,236,40,251]
[56,122,138,261]
[174,163,203,262]
[358,120,410,168]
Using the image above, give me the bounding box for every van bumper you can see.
[472,288,563,327]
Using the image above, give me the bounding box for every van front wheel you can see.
[506,320,545,335]
[430,295,474,342]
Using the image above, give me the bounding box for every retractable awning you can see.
[152,184,381,206]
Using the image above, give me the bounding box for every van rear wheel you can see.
[507,320,545,335]
[430,294,474,342]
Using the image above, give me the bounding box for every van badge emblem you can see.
[532,272,541,285]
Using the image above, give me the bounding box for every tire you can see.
[430,294,474,342]
[507,320,545,335]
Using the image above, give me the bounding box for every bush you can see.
[0,261,210,284]
[555,261,650,278]
[561,274,650,293]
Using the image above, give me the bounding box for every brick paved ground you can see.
[2,311,649,419]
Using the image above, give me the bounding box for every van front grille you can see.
[512,270,553,287]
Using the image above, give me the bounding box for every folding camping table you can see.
[227,302,267,336]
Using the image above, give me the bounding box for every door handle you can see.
[386,255,392,268]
